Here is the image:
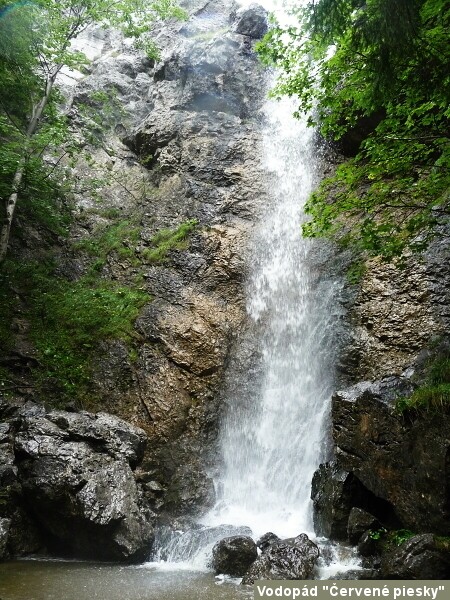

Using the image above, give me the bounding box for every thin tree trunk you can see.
[0,71,58,264]
[0,158,26,263]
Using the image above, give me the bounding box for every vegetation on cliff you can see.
[0,0,186,263]
[0,0,195,404]
[257,0,450,261]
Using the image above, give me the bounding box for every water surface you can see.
[0,560,252,600]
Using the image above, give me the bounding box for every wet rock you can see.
[46,410,147,467]
[233,4,268,39]
[0,518,11,560]
[329,568,380,580]
[357,531,380,558]
[381,534,450,579]
[241,533,319,584]
[332,378,450,534]
[257,532,280,552]
[15,410,154,562]
[155,524,253,563]
[163,460,215,515]
[212,535,257,577]
[311,463,359,540]
[347,508,379,545]
[7,508,42,556]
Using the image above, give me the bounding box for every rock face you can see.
[0,399,153,562]
[1,0,273,559]
[241,534,319,584]
[62,0,269,517]
[347,508,379,545]
[311,464,362,541]
[233,4,268,38]
[339,241,450,383]
[211,535,257,576]
[0,518,11,560]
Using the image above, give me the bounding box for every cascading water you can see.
[203,83,344,540]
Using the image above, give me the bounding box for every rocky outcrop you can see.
[0,518,10,560]
[312,374,450,582]
[257,532,280,551]
[241,533,319,584]
[347,508,379,545]
[311,464,362,541]
[340,240,450,383]
[381,535,450,580]
[233,4,268,38]
[0,398,153,562]
[331,378,450,535]
[211,535,257,576]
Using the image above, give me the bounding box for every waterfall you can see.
[203,81,344,540]
[192,0,345,546]
[153,0,347,568]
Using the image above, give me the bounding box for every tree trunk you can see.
[0,158,26,263]
[0,71,58,264]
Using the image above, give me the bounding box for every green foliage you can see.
[77,88,126,143]
[257,0,450,261]
[0,258,149,402]
[76,217,198,270]
[368,527,386,541]
[0,203,199,405]
[389,529,416,546]
[369,528,415,547]
[142,219,198,263]
[396,356,450,415]
[346,258,367,284]
[76,220,141,269]
[396,384,450,415]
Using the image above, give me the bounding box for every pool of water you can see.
[0,560,253,600]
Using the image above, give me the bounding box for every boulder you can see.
[347,508,379,545]
[15,410,154,562]
[357,531,381,558]
[241,533,319,584]
[212,535,257,577]
[329,569,380,580]
[155,524,253,563]
[311,463,360,540]
[257,532,280,551]
[233,4,268,39]
[381,534,450,579]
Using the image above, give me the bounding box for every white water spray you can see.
[203,80,344,539]
[198,0,346,545]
